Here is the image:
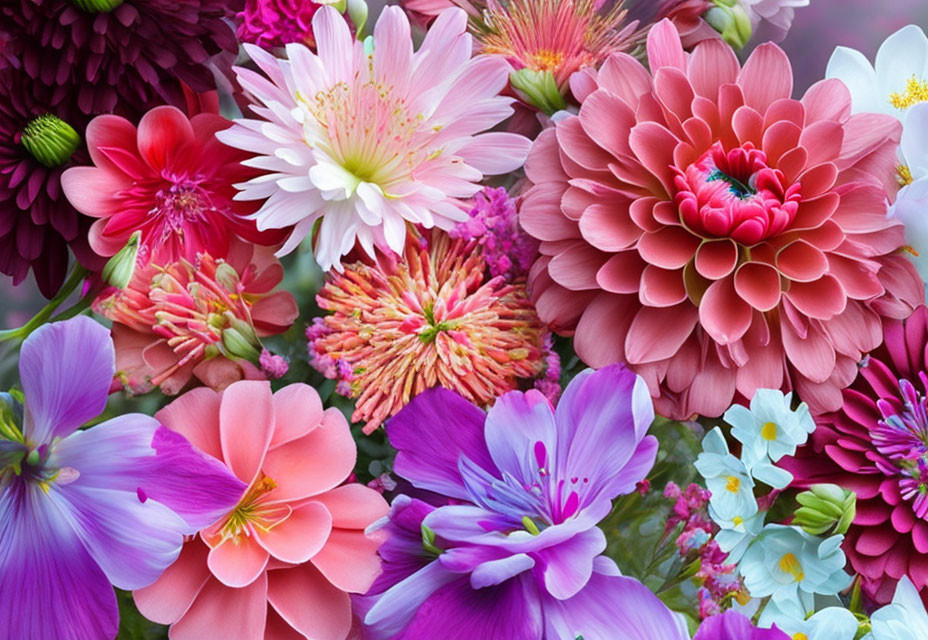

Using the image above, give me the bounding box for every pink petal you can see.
[524,129,567,184]
[578,90,635,159]
[639,265,687,307]
[776,240,829,283]
[573,293,635,367]
[827,255,883,300]
[797,163,839,199]
[134,541,211,625]
[311,529,384,594]
[547,244,608,290]
[156,387,224,461]
[694,239,738,280]
[206,536,269,589]
[219,380,274,485]
[780,315,837,383]
[262,408,355,502]
[255,502,333,564]
[267,565,352,640]
[309,484,389,529]
[84,114,139,173]
[801,78,852,124]
[596,251,647,294]
[60,166,130,218]
[578,202,641,251]
[628,122,680,194]
[136,106,195,172]
[791,193,840,230]
[734,262,782,311]
[636,226,699,270]
[596,54,652,105]
[646,19,686,73]
[520,183,579,242]
[625,303,698,364]
[170,574,268,640]
[687,38,740,99]
[270,383,324,448]
[699,278,753,344]
[799,120,844,166]
[737,43,793,114]
[556,116,614,171]
[785,274,847,320]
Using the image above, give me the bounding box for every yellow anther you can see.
[778,553,805,582]
[761,421,778,441]
[898,164,914,186]
[890,76,928,109]
[725,475,742,493]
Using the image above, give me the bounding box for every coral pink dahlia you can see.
[62,106,286,264]
[520,20,924,420]
[217,6,531,271]
[134,380,389,640]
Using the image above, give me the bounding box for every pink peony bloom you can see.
[782,305,928,605]
[216,6,531,271]
[94,239,298,396]
[134,380,389,639]
[61,106,287,264]
[520,20,924,420]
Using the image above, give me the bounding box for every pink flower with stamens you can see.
[520,20,924,421]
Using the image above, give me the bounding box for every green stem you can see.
[0,265,89,342]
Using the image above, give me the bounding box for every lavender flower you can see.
[0,317,245,640]
[359,365,691,639]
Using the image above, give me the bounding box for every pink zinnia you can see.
[134,380,389,639]
[783,305,928,605]
[216,6,531,271]
[520,20,924,420]
[62,106,286,264]
[95,240,298,396]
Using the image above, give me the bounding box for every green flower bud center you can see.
[20,114,81,168]
[70,0,123,12]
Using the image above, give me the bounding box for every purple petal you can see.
[544,573,690,640]
[471,553,535,589]
[394,575,543,640]
[55,416,245,532]
[19,316,115,443]
[483,389,557,487]
[0,481,119,640]
[387,388,497,501]
[367,495,440,596]
[533,527,606,600]
[609,436,659,495]
[694,611,791,640]
[363,561,459,640]
[553,365,656,503]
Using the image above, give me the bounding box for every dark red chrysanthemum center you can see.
[674,142,801,245]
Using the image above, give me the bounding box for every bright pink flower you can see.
[62,106,286,264]
[134,380,389,640]
[94,239,298,396]
[520,20,924,420]
[236,0,325,49]
[399,0,482,28]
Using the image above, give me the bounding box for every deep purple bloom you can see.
[1,0,241,118]
[360,364,689,639]
[0,317,246,640]
[694,611,789,639]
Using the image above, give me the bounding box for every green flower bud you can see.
[704,1,753,50]
[421,524,443,556]
[509,69,568,116]
[70,0,123,11]
[214,262,242,292]
[101,231,141,290]
[221,327,261,362]
[794,483,857,536]
[347,0,369,39]
[20,114,81,168]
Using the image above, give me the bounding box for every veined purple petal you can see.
[387,388,497,501]
[553,364,656,505]
[54,417,246,532]
[470,553,535,589]
[532,526,606,600]
[483,389,557,488]
[367,495,439,596]
[394,574,543,640]
[19,317,115,444]
[363,561,459,640]
[543,573,690,640]
[0,481,119,640]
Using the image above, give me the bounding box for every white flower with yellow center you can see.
[890,102,928,284]
[740,524,852,622]
[713,508,764,564]
[726,390,814,489]
[695,427,756,522]
[760,605,859,640]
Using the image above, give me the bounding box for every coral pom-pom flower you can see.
[134,381,388,640]
[217,6,532,271]
[520,19,924,420]
[62,106,286,264]
[0,317,245,640]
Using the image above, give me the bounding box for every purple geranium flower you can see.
[694,611,790,639]
[359,364,690,639]
[0,316,246,640]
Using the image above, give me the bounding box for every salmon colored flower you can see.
[520,20,924,421]
[134,380,389,640]
[62,106,286,264]
[94,240,298,396]
[307,231,549,433]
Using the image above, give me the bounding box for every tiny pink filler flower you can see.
[217,5,532,271]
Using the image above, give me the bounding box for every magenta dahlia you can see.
[0,66,102,297]
[520,19,924,420]
[782,305,928,605]
[1,0,240,117]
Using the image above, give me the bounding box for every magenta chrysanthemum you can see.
[783,305,928,605]
[236,0,327,49]
[307,231,549,433]
[1,0,241,117]
[520,20,924,420]
[217,6,531,271]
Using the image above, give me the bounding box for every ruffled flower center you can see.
[17,114,80,169]
[889,76,928,110]
[205,475,286,545]
[874,374,928,518]
[675,142,801,245]
[152,179,220,237]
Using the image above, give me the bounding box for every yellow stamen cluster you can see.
[725,475,741,493]
[778,552,805,582]
[761,421,778,441]
[889,76,928,109]
[898,164,914,187]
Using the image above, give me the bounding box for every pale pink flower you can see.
[217,6,531,272]
[520,20,924,420]
[134,380,389,640]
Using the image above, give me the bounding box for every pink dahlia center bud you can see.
[675,142,801,245]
